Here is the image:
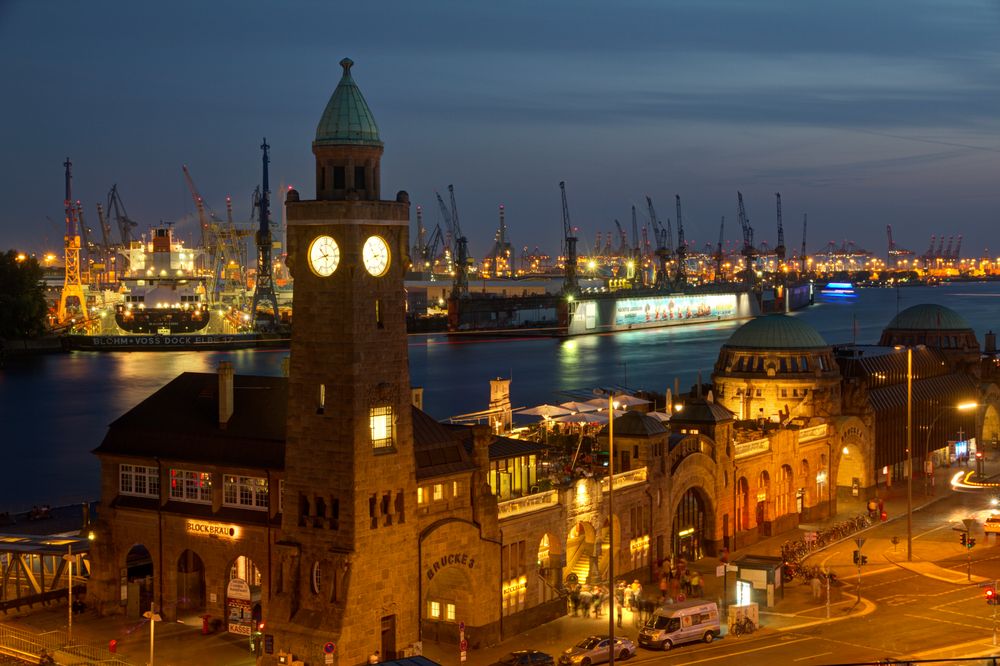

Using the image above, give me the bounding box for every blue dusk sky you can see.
[2,0,999,260]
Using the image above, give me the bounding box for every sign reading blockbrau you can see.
[186,520,241,539]
[426,553,476,580]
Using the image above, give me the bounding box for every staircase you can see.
[569,553,591,583]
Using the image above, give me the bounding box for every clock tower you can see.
[270,58,418,665]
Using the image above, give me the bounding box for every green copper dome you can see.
[886,303,971,331]
[314,58,383,147]
[725,314,828,349]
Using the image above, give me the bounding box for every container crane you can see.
[250,139,279,328]
[560,181,579,294]
[433,191,455,268]
[647,196,670,290]
[94,202,116,281]
[487,204,513,277]
[943,236,955,261]
[614,219,628,257]
[954,235,963,260]
[447,184,470,298]
[675,195,687,286]
[412,205,428,268]
[631,205,640,258]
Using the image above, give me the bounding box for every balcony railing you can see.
[798,424,828,443]
[735,437,770,459]
[599,467,647,492]
[498,490,559,520]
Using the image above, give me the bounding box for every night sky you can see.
[2,0,1000,260]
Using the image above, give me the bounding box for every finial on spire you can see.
[340,57,354,76]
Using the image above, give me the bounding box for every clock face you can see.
[362,235,390,277]
[308,235,340,277]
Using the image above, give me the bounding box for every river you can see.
[3,282,1000,511]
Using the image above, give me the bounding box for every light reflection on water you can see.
[3,283,1000,510]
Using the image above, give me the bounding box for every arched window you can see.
[736,477,749,531]
[776,465,794,516]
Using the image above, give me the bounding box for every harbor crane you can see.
[675,195,687,287]
[447,184,470,298]
[631,205,640,258]
[560,181,579,294]
[774,193,786,263]
[715,216,725,281]
[487,204,513,277]
[57,158,86,324]
[251,138,279,328]
[433,190,455,267]
[613,219,628,257]
[800,214,808,273]
[737,191,756,289]
[647,196,670,289]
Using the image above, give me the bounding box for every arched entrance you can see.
[536,533,564,603]
[226,556,262,636]
[565,522,596,584]
[672,488,708,561]
[176,549,206,614]
[984,404,1000,449]
[426,564,474,628]
[125,545,153,618]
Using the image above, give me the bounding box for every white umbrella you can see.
[559,401,600,414]
[516,404,572,418]
[585,395,650,410]
[554,412,609,424]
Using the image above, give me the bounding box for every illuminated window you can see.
[370,405,394,449]
[223,475,269,511]
[446,603,456,621]
[433,484,443,501]
[169,469,212,504]
[452,481,461,498]
[417,487,425,504]
[429,601,441,619]
[120,465,159,498]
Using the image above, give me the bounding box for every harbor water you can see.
[3,282,1000,511]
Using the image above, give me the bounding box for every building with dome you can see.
[879,303,982,376]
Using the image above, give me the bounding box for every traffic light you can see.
[970,538,977,549]
[852,549,860,564]
[961,532,968,547]
[986,587,996,605]
[860,554,868,565]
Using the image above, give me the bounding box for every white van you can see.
[638,600,721,651]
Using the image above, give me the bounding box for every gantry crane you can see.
[646,196,670,290]
[447,184,470,298]
[737,191,756,289]
[613,219,628,257]
[774,192,786,264]
[560,181,579,294]
[715,216,725,281]
[251,138,279,328]
[675,195,687,287]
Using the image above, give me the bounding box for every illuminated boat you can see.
[819,282,856,298]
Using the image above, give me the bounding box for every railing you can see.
[735,437,770,459]
[498,490,559,519]
[0,622,130,665]
[599,467,647,492]
[798,424,828,443]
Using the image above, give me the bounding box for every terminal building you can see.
[87,59,1000,664]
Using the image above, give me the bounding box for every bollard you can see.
[109,639,117,653]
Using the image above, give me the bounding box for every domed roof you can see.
[314,58,383,147]
[885,304,971,331]
[724,314,828,350]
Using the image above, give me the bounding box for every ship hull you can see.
[114,307,211,334]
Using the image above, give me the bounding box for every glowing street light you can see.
[144,602,162,665]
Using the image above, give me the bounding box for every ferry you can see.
[819,281,857,298]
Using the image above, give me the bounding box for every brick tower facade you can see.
[267,58,419,666]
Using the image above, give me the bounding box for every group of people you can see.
[655,560,704,604]
[567,581,609,618]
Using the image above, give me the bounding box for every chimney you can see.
[987,331,996,354]
[411,387,424,411]
[218,361,234,428]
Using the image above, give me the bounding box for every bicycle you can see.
[729,615,756,637]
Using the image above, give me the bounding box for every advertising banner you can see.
[613,294,737,328]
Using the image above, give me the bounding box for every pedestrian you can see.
[682,570,692,596]
[630,580,642,610]
[659,573,668,599]
[569,583,581,617]
[592,585,604,617]
[690,570,702,597]
[579,584,593,617]
[615,581,626,627]
[811,574,822,600]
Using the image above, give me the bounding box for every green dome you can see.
[314,58,383,147]
[886,304,971,331]
[725,314,828,349]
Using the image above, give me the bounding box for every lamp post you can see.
[923,401,979,493]
[608,393,617,666]
[143,602,162,666]
[907,348,912,562]
[62,545,73,643]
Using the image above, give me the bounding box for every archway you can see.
[838,444,864,491]
[800,459,812,507]
[565,522,596,584]
[536,533,564,603]
[124,545,153,618]
[776,465,794,517]
[426,564,475,624]
[672,487,709,561]
[176,549,206,614]
[984,404,1000,449]
[226,555,262,636]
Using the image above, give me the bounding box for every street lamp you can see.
[143,602,162,666]
[923,402,979,488]
[62,545,74,643]
[607,392,618,666]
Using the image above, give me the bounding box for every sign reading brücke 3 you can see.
[426,553,476,580]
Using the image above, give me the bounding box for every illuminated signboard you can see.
[613,294,737,328]
[186,520,241,539]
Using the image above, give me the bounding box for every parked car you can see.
[559,635,637,664]
[493,649,556,666]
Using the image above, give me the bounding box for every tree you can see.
[0,250,48,339]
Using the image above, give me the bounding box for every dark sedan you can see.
[493,649,556,666]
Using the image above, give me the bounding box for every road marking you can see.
[793,652,833,661]
[904,612,993,631]
[654,637,812,664]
